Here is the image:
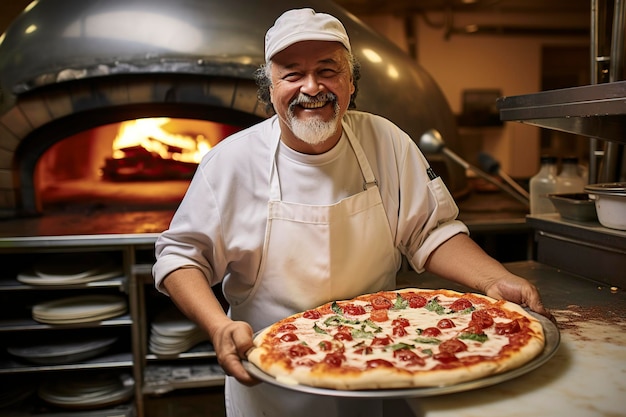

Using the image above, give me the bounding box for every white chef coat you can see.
[152,111,468,415]
[153,111,468,301]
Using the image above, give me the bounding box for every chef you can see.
[152,8,551,417]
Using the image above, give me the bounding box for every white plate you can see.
[32,295,127,320]
[243,312,560,398]
[7,336,118,364]
[17,266,122,286]
[33,253,116,280]
[151,308,199,336]
[33,307,127,324]
[38,374,134,409]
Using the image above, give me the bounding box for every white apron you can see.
[226,122,401,417]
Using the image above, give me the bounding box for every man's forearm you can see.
[424,233,508,293]
[161,267,230,340]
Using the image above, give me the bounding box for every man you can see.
[153,8,550,417]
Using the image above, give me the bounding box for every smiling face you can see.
[269,40,356,154]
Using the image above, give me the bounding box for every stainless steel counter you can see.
[398,261,626,417]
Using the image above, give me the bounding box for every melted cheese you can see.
[276,294,520,372]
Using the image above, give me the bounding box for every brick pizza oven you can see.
[0,0,464,218]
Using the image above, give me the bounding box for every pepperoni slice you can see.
[278,323,298,332]
[318,340,334,351]
[343,304,367,315]
[370,335,394,346]
[334,331,353,341]
[302,310,321,319]
[289,344,315,358]
[421,327,442,337]
[437,318,456,329]
[370,308,389,322]
[393,349,426,366]
[323,352,345,367]
[433,351,457,363]
[371,296,393,310]
[393,325,408,337]
[483,307,507,318]
[280,333,299,342]
[392,318,410,328]
[495,319,522,335]
[407,294,428,308]
[462,324,484,335]
[438,338,467,354]
[449,298,473,312]
[471,310,495,329]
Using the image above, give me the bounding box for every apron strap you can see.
[341,121,378,190]
[268,119,283,201]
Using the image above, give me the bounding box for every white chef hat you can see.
[264,8,351,62]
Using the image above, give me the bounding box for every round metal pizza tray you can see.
[243,312,560,398]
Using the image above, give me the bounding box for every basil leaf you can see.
[390,342,415,351]
[363,319,382,333]
[413,336,442,344]
[393,294,408,310]
[425,298,446,315]
[313,323,328,334]
[324,315,342,326]
[331,301,343,315]
[323,315,360,326]
[351,328,375,339]
[457,306,476,314]
[459,333,488,343]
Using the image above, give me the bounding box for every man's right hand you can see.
[211,320,259,386]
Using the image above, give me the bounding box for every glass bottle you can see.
[556,156,586,194]
[529,155,558,215]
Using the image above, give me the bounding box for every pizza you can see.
[247,288,545,390]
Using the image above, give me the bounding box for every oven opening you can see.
[35,117,242,213]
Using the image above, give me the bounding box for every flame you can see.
[112,117,211,164]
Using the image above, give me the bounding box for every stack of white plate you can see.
[149,308,208,356]
[38,373,134,409]
[32,295,127,324]
[7,335,118,365]
[18,253,122,286]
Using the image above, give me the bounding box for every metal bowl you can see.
[584,183,626,230]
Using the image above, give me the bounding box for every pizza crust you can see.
[247,288,545,390]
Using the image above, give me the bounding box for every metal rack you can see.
[0,224,224,417]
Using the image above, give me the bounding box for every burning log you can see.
[102,145,197,181]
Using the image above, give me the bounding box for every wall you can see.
[359,11,589,178]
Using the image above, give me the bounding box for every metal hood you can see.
[0,0,460,144]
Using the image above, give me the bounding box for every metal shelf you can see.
[0,315,133,332]
[0,352,134,375]
[496,80,626,144]
[0,277,126,291]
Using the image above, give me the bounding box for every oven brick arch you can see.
[0,74,266,217]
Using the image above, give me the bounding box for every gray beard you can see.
[287,95,340,146]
